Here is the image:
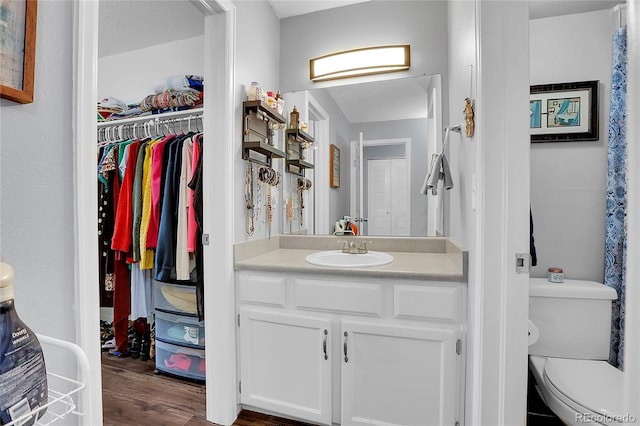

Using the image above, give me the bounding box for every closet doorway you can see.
[367,157,409,236]
[97,0,207,418]
[75,1,237,424]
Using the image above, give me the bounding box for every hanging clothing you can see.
[112,141,141,255]
[604,26,627,369]
[155,136,186,281]
[176,137,195,280]
[188,135,204,321]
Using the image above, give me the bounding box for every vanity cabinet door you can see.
[239,307,332,425]
[340,320,459,426]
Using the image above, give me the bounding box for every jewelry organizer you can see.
[285,129,314,176]
[242,100,286,166]
[242,101,286,236]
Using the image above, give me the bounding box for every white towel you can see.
[421,152,454,196]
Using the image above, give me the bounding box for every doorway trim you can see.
[73,1,237,424]
[307,93,330,235]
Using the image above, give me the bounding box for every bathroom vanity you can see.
[234,235,468,426]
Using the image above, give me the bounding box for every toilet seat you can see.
[532,356,624,425]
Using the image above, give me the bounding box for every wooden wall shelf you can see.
[285,129,314,176]
[242,101,286,166]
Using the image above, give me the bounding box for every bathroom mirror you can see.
[283,74,444,237]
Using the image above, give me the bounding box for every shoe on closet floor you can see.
[101,338,116,350]
[109,348,131,357]
[140,337,150,361]
[130,335,141,359]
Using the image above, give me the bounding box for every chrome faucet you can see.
[338,240,373,254]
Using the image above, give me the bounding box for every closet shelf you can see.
[97,107,204,127]
[5,335,89,426]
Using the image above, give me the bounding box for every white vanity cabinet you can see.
[236,271,465,426]
[238,308,332,425]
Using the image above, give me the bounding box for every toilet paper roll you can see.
[528,320,539,346]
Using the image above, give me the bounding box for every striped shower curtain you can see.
[604,26,627,369]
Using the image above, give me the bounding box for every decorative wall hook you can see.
[464,97,475,138]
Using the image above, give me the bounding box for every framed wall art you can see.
[0,0,37,104]
[330,144,340,188]
[530,80,599,142]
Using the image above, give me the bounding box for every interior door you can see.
[367,158,409,236]
[390,158,410,235]
[367,159,391,235]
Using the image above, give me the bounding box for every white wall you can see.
[233,0,283,243]
[446,2,478,423]
[0,0,76,366]
[280,1,449,236]
[279,1,449,95]
[530,9,618,281]
[448,1,531,424]
[98,36,205,104]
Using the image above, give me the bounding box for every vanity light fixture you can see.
[309,45,410,82]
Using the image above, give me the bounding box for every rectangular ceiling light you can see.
[310,45,410,82]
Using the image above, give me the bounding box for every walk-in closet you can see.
[96,1,208,421]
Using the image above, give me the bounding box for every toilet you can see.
[528,278,624,425]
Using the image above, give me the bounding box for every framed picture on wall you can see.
[530,80,599,142]
[330,144,340,188]
[0,0,37,104]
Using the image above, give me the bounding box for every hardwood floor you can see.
[101,352,311,426]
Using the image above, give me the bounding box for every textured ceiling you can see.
[267,0,371,19]
[98,0,204,58]
[529,0,624,20]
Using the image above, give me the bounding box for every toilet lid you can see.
[544,358,623,418]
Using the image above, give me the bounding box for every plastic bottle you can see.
[248,82,261,101]
[266,91,277,110]
[0,262,48,426]
[275,91,285,115]
[290,106,299,130]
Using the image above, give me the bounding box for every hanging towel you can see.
[421,151,454,196]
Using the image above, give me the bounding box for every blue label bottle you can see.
[0,262,48,426]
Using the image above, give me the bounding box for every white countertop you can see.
[234,235,467,282]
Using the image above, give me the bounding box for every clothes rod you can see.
[96,107,203,128]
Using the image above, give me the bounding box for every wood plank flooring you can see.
[101,353,311,426]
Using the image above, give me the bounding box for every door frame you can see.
[72,1,238,424]
[307,93,330,235]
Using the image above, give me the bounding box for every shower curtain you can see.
[604,26,627,369]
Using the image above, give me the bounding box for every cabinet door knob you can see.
[343,331,349,363]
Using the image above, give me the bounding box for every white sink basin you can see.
[305,250,394,268]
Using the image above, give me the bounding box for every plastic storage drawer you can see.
[155,310,205,349]
[153,281,197,316]
[155,340,206,381]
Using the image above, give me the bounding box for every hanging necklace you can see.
[245,162,255,235]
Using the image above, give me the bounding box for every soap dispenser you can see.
[0,261,48,426]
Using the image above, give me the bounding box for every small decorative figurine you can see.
[464,97,475,138]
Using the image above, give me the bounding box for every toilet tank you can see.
[529,278,617,360]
